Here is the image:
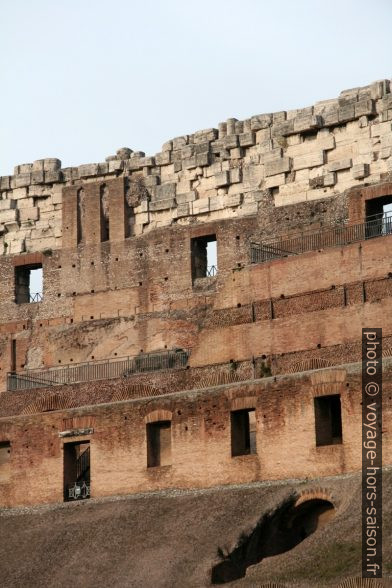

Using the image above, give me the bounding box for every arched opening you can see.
[211,497,335,584]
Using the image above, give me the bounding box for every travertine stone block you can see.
[14,163,32,174]
[209,195,224,211]
[10,188,28,200]
[193,198,209,213]
[264,173,286,188]
[352,163,370,179]
[239,132,255,147]
[293,115,322,134]
[172,136,188,150]
[44,171,62,183]
[214,171,230,187]
[355,99,375,118]
[196,153,210,167]
[250,114,271,131]
[31,171,45,185]
[225,194,242,207]
[148,198,176,211]
[0,209,18,223]
[17,197,35,209]
[0,199,15,211]
[176,203,190,217]
[265,157,291,177]
[323,109,339,127]
[230,169,242,184]
[14,174,31,188]
[328,159,353,172]
[323,172,336,186]
[154,183,176,201]
[176,192,197,204]
[292,151,325,171]
[19,207,39,222]
[78,164,99,178]
[0,176,11,190]
[108,160,123,173]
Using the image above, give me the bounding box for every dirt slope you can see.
[1,471,392,588]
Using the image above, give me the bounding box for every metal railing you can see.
[7,348,190,391]
[206,265,218,277]
[29,292,43,303]
[251,212,392,264]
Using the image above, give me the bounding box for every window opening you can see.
[191,234,217,281]
[365,195,392,237]
[100,184,109,242]
[147,421,172,467]
[64,441,90,501]
[15,264,43,304]
[231,409,256,457]
[314,395,342,446]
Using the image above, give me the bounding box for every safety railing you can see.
[251,212,392,264]
[206,265,218,277]
[29,292,43,303]
[7,348,190,391]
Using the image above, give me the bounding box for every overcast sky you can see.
[1,0,392,177]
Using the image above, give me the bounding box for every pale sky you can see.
[1,0,392,177]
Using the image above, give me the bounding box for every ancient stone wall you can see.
[0,362,391,507]
[1,80,392,255]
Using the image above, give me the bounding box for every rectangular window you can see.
[147,421,172,467]
[15,264,43,304]
[231,409,256,457]
[314,395,343,447]
[191,234,217,281]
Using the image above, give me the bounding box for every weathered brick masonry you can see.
[1,80,392,507]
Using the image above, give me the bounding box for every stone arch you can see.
[112,384,161,402]
[294,487,335,508]
[196,371,241,389]
[144,409,172,424]
[288,357,333,373]
[230,396,257,411]
[337,579,384,588]
[22,393,76,415]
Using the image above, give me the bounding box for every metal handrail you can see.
[251,212,392,264]
[7,348,190,391]
[29,292,43,303]
[206,265,218,277]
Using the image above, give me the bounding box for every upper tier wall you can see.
[1,79,392,255]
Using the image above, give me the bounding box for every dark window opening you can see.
[314,395,342,447]
[147,421,172,467]
[0,441,11,483]
[15,264,43,304]
[231,409,256,457]
[365,196,392,237]
[77,187,85,244]
[191,234,217,281]
[11,339,16,373]
[100,184,109,242]
[64,441,90,501]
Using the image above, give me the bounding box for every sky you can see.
[1,0,392,177]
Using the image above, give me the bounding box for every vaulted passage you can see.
[211,497,335,584]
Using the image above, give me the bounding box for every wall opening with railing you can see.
[250,211,392,264]
[191,234,218,281]
[14,264,43,304]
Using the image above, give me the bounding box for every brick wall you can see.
[0,361,391,507]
